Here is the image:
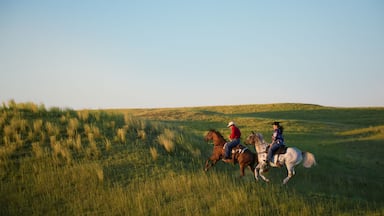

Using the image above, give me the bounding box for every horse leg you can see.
[204,159,211,171]
[204,158,217,171]
[259,170,270,182]
[248,164,255,176]
[255,163,269,182]
[258,163,270,182]
[239,164,245,177]
[254,166,259,181]
[205,152,222,171]
[246,159,256,180]
[283,164,295,184]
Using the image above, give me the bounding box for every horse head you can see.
[245,131,256,145]
[204,129,215,142]
[204,129,226,146]
[246,131,266,146]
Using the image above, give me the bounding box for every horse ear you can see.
[251,131,255,134]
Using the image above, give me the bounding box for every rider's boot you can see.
[222,155,233,163]
[222,158,233,163]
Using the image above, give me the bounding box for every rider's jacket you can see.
[229,126,241,140]
[272,128,284,145]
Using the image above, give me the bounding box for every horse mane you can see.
[256,132,264,140]
[209,129,226,142]
[253,132,266,145]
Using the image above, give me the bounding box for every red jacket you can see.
[229,126,241,140]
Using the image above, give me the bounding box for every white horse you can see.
[245,132,316,184]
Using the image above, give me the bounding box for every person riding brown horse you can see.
[222,121,241,163]
[204,129,257,177]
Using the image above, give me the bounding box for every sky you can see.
[1,0,383,109]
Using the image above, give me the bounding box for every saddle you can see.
[233,144,248,154]
[275,145,288,155]
[223,144,248,164]
[266,145,288,155]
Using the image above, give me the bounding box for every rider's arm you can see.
[229,127,235,140]
[271,130,277,143]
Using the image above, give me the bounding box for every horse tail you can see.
[302,151,316,168]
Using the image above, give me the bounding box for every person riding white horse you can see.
[245,131,316,184]
[265,121,285,167]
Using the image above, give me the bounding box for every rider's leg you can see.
[226,139,239,158]
[267,143,280,163]
[224,144,231,159]
[223,139,240,162]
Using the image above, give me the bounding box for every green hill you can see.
[1,101,383,215]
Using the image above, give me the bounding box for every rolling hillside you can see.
[1,101,383,215]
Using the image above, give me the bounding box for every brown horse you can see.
[204,129,257,177]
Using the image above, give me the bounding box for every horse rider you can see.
[222,121,241,163]
[265,121,285,166]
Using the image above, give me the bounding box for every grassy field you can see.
[0,100,383,215]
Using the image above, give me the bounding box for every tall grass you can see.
[0,100,383,215]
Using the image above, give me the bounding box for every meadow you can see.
[0,100,383,215]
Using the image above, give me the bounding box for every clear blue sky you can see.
[1,0,383,109]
